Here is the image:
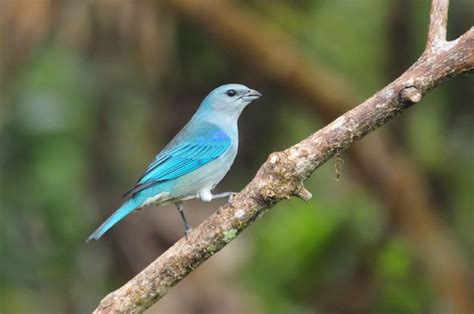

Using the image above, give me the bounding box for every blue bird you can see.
[87,84,262,241]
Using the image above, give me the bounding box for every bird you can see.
[87,84,262,241]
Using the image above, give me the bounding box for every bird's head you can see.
[199,84,262,119]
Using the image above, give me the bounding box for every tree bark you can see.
[94,0,473,312]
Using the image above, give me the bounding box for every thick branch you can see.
[93,15,474,311]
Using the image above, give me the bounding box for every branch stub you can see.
[400,86,422,103]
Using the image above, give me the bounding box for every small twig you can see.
[334,152,344,181]
[427,0,449,49]
[294,186,312,201]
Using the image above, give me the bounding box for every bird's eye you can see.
[226,89,236,97]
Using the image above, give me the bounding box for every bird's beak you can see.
[242,89,262,101]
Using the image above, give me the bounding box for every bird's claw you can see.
[227,192,237,203]
[184,226,192,239]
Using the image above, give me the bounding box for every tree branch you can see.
[154,1,473,310]
[94,1,473,312]
[427,0,449,49]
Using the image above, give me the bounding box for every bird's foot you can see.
[227,192,237,203]
[211,191,238,203]
[176,202,193,239]
[184,226,192,239]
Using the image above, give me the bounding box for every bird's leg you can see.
[175,202,192,237]
[211,192,237,202]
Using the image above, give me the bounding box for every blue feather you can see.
[87,127,230,241]
[86,198,140,242]
[124,125,231,198]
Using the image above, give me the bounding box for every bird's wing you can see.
[123,128,231,198]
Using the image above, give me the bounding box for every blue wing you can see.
[123,127,231,198]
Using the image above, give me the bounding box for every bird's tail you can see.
[87,199,140,242]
